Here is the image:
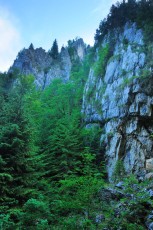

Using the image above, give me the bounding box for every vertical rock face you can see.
[82,23,153,179]
[73,38,86,61]
[9,38,87,88]
[10,47,53,88]
[67,38,87,61]
[60,47,72,82]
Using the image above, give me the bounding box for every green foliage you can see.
[140,69,151,79]
[113,159,125,182]
[82,125,103,165]
[119,75,139,89]
[100,175,153,230]
[0,213,17,230]
[95,0,153,44]
[52,150,104,229]
[67,39,76,58]
[93,44,110,77]
[49,39,59,59]
[0,73,47,227]
[117,175,152,229]
[0,24,152,229]
[38,79,85,181]
[21,198,50,229]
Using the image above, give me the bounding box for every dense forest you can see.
[1,0,153,229]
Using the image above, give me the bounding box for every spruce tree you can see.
[0,74,46,226]
[39,79,83,181]
[29,43,34,50]
[49,39,59,59]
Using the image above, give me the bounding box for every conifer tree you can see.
[29,43,34,50]
[49,39,59,59]
[0,74,46,225]
[39,79,83,181]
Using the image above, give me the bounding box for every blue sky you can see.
[0,0,117,72]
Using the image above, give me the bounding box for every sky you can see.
[0,0,117,72]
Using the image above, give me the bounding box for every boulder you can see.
[146,159,153,172]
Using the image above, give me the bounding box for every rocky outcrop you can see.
[82,23,153,179]
[9,38,87,88]
[67,38,87,61]
[10,47,53,88]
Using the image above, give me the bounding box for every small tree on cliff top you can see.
[49,39,59,59]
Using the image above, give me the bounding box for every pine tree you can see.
[0,74,46,226]
[38,79,83,181]
[49,39,59,59]
[29,43,34,50]
[44,114,83,180]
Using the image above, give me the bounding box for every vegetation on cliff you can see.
[1,1,153,229]
[95,0,153,43]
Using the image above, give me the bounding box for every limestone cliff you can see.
[82,22,153,179]
[9,38,86,88]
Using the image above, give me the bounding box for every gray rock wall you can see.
[82,23,153,179]
[10,38,86,88]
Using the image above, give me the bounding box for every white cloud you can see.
[0,6,22,72]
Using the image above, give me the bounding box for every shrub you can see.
[113,159,125,182]
[93,44,110,77]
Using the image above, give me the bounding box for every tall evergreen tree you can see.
[49,39,59,59]
[0,74,46,225]
[38,79,84,181]
[29,43,34,50]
